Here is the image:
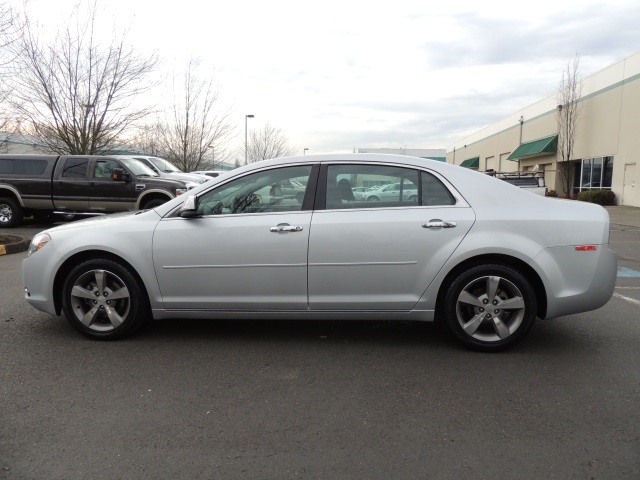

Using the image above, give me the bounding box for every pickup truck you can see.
[483,170,547,196]
[0,154,191,227]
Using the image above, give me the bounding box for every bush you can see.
[546,189,558,197]
[577,189,616,205]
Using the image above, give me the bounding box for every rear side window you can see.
[325,164,419,209]
[421,171,456,206]
[0,159,49,175]
[61,158,89,178]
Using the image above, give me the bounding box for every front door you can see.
[623,163,636,205]
[89,158,138,211]
[152,164,316,311]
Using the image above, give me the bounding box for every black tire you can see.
[61,258,150,340]
[367,196,380,201]
[0,197,24,228]
[142,198,168,210]
[441,264,537,352]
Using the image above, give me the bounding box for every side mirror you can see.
[180,195,198,218]
[112,168,129,182]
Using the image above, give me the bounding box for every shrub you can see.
[577,189,616,205]
[546,189,558,197]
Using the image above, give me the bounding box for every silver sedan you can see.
[22,154,617,351]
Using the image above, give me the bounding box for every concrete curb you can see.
[0,236,30,255]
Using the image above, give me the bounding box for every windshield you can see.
[148,157,183,173]
[118,158,159,177]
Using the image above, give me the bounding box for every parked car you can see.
[366,182,418,202]
[191,170,228,178]
[22,154,616,351]
[352,186,380,201]
[116,156,209,186]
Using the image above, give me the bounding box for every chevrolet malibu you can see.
[22,154,617,351]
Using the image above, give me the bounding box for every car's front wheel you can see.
[441,264,537,352]
[142,198,168,210]
[61,258,149,340]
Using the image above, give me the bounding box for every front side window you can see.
[61,158,89,178]
[94,159,121,179]
[196,165,313,216]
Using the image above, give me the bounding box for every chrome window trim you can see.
[164,160,470,218]
[320,160,470,211]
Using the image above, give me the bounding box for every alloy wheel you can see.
[69,269,131,332]
[455,275,526,342]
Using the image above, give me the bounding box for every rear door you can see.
[308,163,475,310]
[52,157,91,210]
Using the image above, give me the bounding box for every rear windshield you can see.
[0,158,49,175]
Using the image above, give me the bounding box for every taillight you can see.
[575,245,598,251]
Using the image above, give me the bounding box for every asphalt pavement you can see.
[0,208,639,479]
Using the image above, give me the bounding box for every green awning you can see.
[460,157,479,168]
[508,134,558,160]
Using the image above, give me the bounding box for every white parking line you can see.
[613,293,640,307]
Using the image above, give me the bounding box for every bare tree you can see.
[246,122,296,163]
[159,59,234,172]
[556,55,582,196]
[126,121,165,156]
[7,3,158,155]
[0,1,20,140]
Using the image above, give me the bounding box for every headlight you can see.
[28,232,52,257]
[176,188,187,196]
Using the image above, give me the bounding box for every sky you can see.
[8,0,640,156]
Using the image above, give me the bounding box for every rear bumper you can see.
[531,245,617,319]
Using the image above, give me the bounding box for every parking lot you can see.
[1,212,639,479]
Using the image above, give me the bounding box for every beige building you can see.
[446,51,640,207]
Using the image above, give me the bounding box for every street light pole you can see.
[245,114,254,165]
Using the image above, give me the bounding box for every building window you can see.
[576,156,613,192]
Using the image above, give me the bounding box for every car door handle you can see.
[270,224,304,233]
[422,220,457,229]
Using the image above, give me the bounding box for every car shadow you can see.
[144,318,451,349]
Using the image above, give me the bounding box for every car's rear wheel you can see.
[367,196,380,201]
[441,264,537,352]
[61,258,149,340]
